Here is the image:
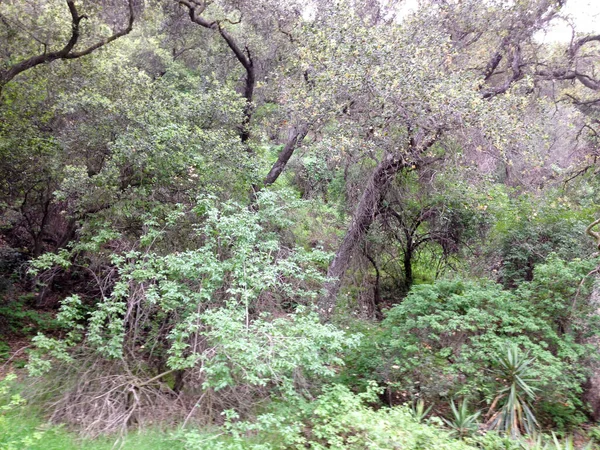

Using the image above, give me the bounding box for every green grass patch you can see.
[0,406,187,450]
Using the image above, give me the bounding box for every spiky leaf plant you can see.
[487,344,539,438]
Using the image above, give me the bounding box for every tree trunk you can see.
[263,125,308,187]
[403,245,413,291]
[250,125,309,205]
[365,252,383,320]
[319,152,407,318]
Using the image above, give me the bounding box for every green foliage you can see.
[588,427,600,446]
[410,398,433,423]
[443,399,481,438]
[0,341,9,361]
[0,377,482,450]
[487,345,539,438]
[366,170,489,294]
[28,192,356,416]
[466,431,524,450]
[549,433,593,450]
[0,374,42,450]
[0,295,58,337]
[2,0,600,443]
[183,384,477,449]
[488,189,597,287]
[343,255,597,430]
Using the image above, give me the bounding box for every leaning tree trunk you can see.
[319,152,407,318]
[263,125,309,187]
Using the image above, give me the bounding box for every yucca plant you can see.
[443,398,481,438]
[410,398,432,423]
[487,344,539,438]
[550,433,593,450]
[517,433,593,450]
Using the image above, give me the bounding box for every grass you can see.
[0,409,188,450]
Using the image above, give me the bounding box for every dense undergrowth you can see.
[4,374,600,450]
[2,190,600,448]
[2,0,600,448]
[3,251,600,448]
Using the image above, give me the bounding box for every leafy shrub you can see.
[0,295,58,338]
[344,255,597,430]
[0,341,9,361]
[492,191,594,288]
[183,384,478,449]
[26,192,358,434]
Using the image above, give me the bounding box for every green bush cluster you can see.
[342,256,597,430]
[182,384,477,450]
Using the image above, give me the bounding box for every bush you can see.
[491,191,594,288]
[0,295,58,338]
[26,192,358,435]
[183,384,478,449]
[343,256,597,430]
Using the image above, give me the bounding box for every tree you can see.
[307,0,547,317]
[0,0,135,95]
[177,0,310,194]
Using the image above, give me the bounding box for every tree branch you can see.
[263,125,309,187]
[65,0,135,59]
[482,45,524,99]
[569,34,600,59]
[179,0,255,146]
[0,0,135,92]
[483,37,509,81]
[586,218,600,250]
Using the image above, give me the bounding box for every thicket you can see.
[1,0,600,448]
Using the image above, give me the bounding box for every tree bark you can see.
[263,125,308,187]
[403,244,413,291]
[365,252,383,320]
[319,152,407,318]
